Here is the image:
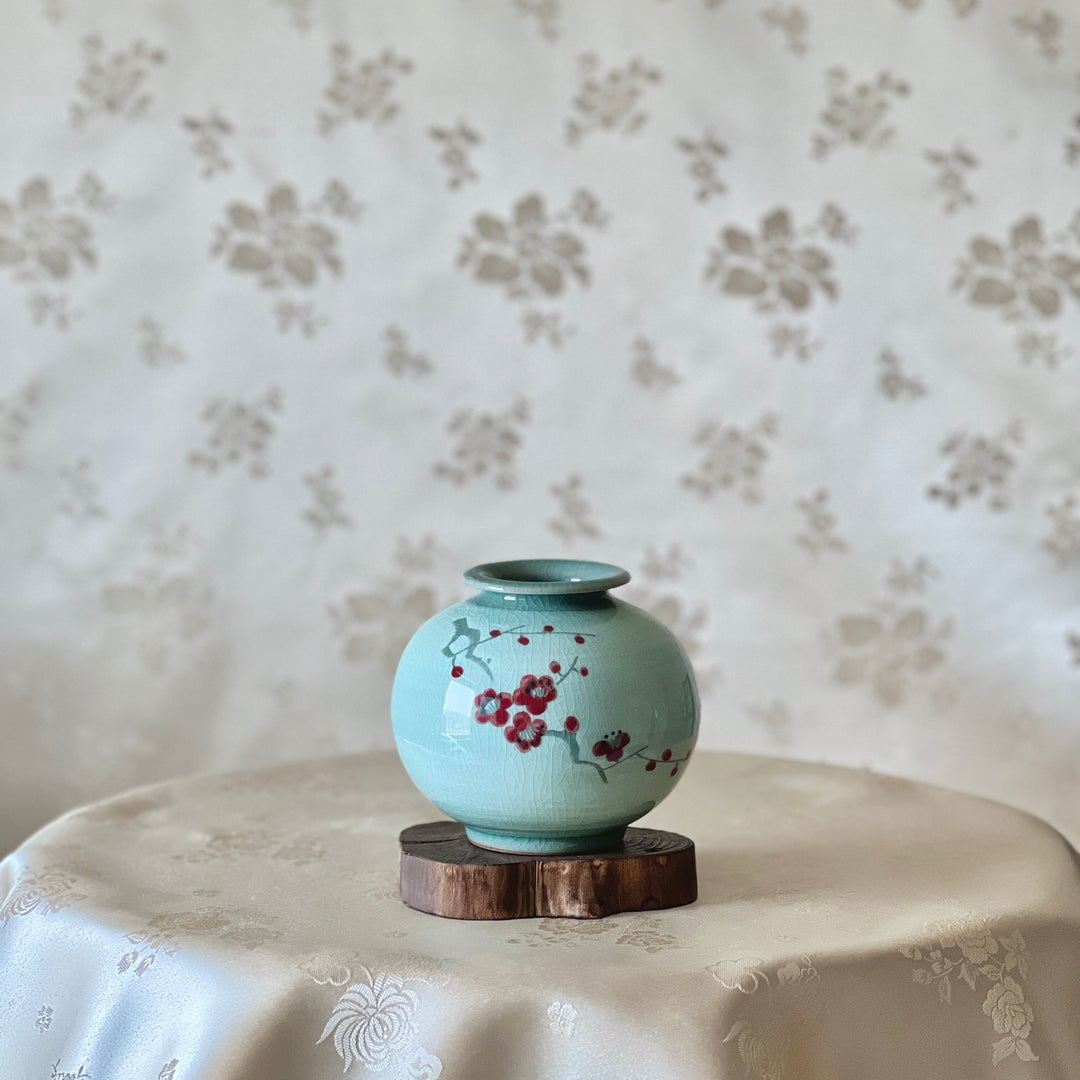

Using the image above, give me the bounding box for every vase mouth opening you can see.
[463,559,631,596]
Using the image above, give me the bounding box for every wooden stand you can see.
[398,821,696,920]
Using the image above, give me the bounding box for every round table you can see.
[2,751,1078,1080]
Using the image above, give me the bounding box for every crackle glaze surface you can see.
[391,562,699,852]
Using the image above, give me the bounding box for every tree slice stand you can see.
[398,821,697,920]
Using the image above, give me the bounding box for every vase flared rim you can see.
[463,559,631,595]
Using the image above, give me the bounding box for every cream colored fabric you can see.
[3,0,1080,859]
[2,751,1079,1079]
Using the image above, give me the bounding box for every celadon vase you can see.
[391,559,700,854]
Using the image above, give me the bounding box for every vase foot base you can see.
[464,825,626,855]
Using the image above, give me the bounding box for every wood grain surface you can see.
[398,821,697,920]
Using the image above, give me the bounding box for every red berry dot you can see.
[661,749,672,762]
[544,625,554,633]
[574,635,585,644]
[670,765,678,777]
[580,666,589,676]
[517,636,529,645]
[645,760,657,772]
[451,666,463,678]
[565,716,579,733]
[549,661,561,674]
[489,629,501,638]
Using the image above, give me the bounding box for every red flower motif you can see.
[506,711,547,752]
[580,666,589,677]
[564,716,579,733]
[574,635,585,644]
[451,666,463,678]
[592,731,630,763]
[474,689,512,727]
[511,674,558,716]
[517,636,529,645]
[549,661,561,674]
[543,625,554,632]
[489,629,501,637]
[645,760,656,772]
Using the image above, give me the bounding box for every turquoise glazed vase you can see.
[391,559,700,854]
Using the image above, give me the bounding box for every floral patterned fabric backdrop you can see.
[2,0,1079,857]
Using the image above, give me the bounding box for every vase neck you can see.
[472,590,614,613]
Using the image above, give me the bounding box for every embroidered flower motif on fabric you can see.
[318,44,414,136]
[210,181,362,333]
[565,53,662,145]
[828,603,950,708]
[69,35,167,127]
[303,465,353,534]
[714,955,828,1078]
[383,325,432,378]
[428,120,481,190]
[954,214,1080,363]
[456,191,605,344]
[302,955,355,987]
[675,130,728,202]
[1043,493,1080,568]
[515,0,561,42]
[432,398,530,489]
[0,867,87,925]
[58,456,106,522]
[927,419,1023,511]
[172,828,326,866]
[137,317,187,368]
[0,381,40,471]
[317,966,443,1077]
[119,904,281,976]
[707,956,770,994]
[795,489,847,557]
[507,917,616,947]
[1013,9,1062,63]
[547,1000,577,1036]
[629,336,680,390]
[549,474,602,541]
[625,551,723,695]
[925,143,978,214]
[901,922,1038,1066]
[811,66,910,159]
[0,174,111,328]
[877,348,927,400]
[330,541,441,671]
[769,322,822,362]
[681,411,779,505]
[188,386,283,479]
[615,915,678,953]
[319,972,418,1070]
[761,4,811,56]
[458,193,590,301]
[182,110,234,179]
[100,527,215,673]
[707,208,841,314]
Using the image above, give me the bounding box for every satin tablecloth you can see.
[2,752,1079,1080]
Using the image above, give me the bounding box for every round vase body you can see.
[391,559,700,854]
